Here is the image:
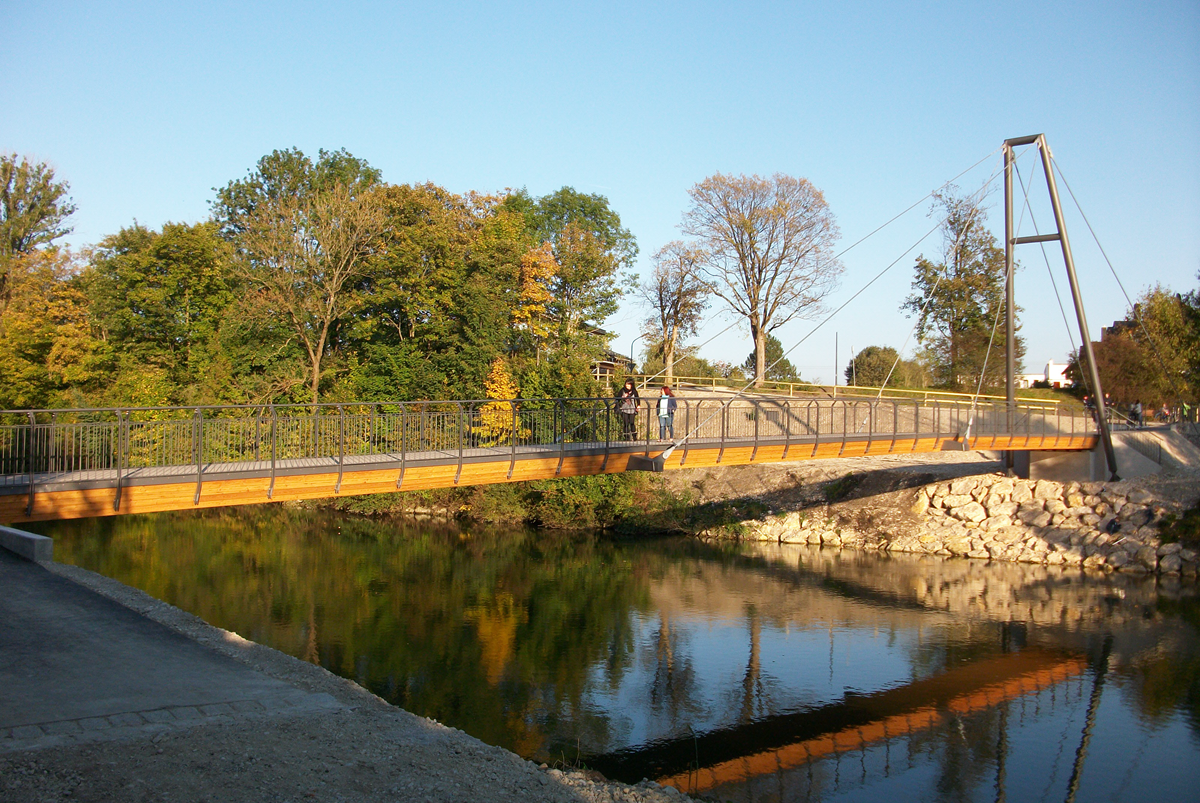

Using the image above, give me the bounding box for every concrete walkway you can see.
[0,549,339,753]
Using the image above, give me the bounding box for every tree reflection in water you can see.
[37,508,1200,802]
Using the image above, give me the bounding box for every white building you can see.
[1016,360,1071,389]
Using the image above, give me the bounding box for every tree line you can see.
[6,149,1191,413]
[0,149,637,410]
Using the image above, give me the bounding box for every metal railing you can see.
[629,375,1077,410]
[0,396,1098,515]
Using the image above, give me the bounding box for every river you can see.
[30,506,1200,802]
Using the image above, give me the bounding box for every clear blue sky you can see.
[4,0,1197,384]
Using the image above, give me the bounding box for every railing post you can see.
[454,402,465,485]
[750,400,760,462]
[717,400,727,464]
[507,399,518,480]
[782,400,792,460]
[49,412,58,475]
[396,402,408,489]
[600,399,612,472]
[810,400,820,458]
[113,410,125,512]
[335,404,345,493]
[194,408,204,505]
[255,409,262,462]
[682,400,694,466]
[268,405,278,499]
[555,400,568,476]
[644,398,651,457]
[25,412,36,517]
[910,399,918,452]
[369,405,376,455]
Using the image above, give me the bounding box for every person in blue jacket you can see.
[657,385,678,440]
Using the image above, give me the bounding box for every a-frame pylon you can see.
[1003,134,1118,480]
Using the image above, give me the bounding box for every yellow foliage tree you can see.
[511,243,556,339]
[476,357,526,445]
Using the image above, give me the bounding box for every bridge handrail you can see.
[629,375,1076,409]
[0,396,1098,516]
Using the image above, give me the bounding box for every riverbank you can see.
[0,554,695,803]
[685,453,1200,579]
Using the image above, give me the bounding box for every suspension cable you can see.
[1052,157,1191,405]
[1012,159,1087,400]
[636,147,1007,394]
[659,148,1013,458]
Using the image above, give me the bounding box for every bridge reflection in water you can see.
[594,649,1086,796]
[1,395,1095,521]
[589,542,1169,802]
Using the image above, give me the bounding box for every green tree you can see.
[1,154,76,315]
[902,189,1024,390]
[742,333,799,381]
[85,222,236,403]
[845,345,901,387]
[213,149,386,404]
[211,147,380,239]
[682,172,842,387]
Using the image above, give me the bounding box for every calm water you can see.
[32,508,1200,802]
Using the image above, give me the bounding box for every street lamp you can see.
[629,334,644,375]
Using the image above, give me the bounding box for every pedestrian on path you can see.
[618,379,640,440]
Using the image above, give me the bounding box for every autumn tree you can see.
[902,189,1024,390]
[0,249,104,408]
[1,154,77,315]
[511,242,557,341]
[682,173,842,387]
[476,357,526,445]
[638,241,709,385]
[502,187,635,344]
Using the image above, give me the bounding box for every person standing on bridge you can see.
[657,385,677,440]
[618,379,640,440]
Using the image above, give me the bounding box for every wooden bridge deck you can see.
[0,428,1097,523]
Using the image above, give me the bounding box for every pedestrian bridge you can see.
[0,394,1097,522]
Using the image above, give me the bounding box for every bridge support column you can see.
[1013,436,1161,483]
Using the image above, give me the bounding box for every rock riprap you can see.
[727,474,1197,578]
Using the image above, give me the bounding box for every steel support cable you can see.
[849,154,1022,433]
[857,170,1013,432]
[961,159,1041,443]
[1011,158,1097,432]
[662,214,947,458]
[663,151,1015,458]
[637,147,1006,395]
[1052,157,1192,406]
[859,144,1036,410]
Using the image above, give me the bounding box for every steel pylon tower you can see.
[1003,134,1118,480]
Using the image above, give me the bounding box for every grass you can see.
[824,472,864,503]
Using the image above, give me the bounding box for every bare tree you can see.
[639,241,709,385]
[682,173,842,387]
[238,183,386,403]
